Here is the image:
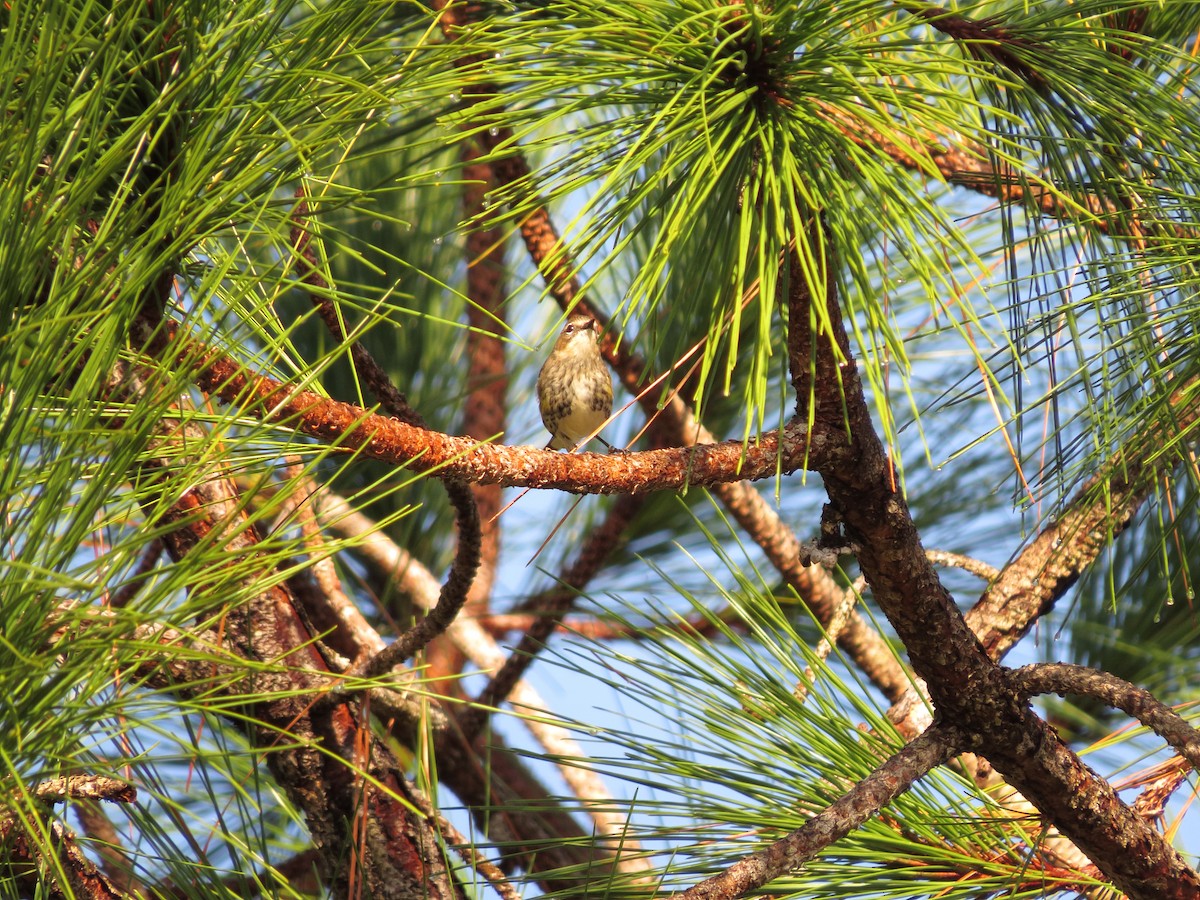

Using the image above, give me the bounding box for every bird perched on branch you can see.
[537,311,614,451]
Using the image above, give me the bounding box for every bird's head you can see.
[553,311,602,355]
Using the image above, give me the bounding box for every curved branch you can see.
[311,486,649,872]
[290,189,482,670]
[1011,663,1200,771]
[351,489,479,677]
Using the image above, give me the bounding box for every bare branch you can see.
[34,777,136,805]
[290,189,482,671]
[965,382,1200,661]
[311,485,651,876]
[1011,663,1200,771]
[137,316,813,492]
[926,549,1000,583]
[459,492,645,742]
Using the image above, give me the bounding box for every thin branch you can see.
[310,484,650,873]
[105,538,163,609]
[459,492,645,742]
[290,189,482,672]
[478,604,743,641]
[964,380,1200,662]
[1129,756,1192,828]
[796,580,862,705]
[403,778,525,900]
[289,189,421,426]
[926,549,1000,583]
[34,777,136,805]
[1011,663,1200,771]
[816,106,1196,247]
[669,725,962,900]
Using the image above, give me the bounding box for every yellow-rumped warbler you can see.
[537,312,614,451]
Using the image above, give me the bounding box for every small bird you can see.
[537,311,614,451]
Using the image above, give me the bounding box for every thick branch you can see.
[423,142,511,687]
[139,317,813,492]
[785,227,1200,899]
[0,816,132,900]
[887,383,1200,747]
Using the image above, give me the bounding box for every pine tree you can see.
[2,1,1198,898]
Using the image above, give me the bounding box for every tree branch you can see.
[138,316,813,492]
[100,359,462,900]
[963,382,1200,661]
[1011,663,1200,771]
[424,138,511,689]
[310,484,651,879]
[0,814,133,900]
[784,223,1200,899]
[895,1,1048,87]
[33,777,135,805]
[290,189,482,672]
[669,724,962,900]
[459,492,645,742]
